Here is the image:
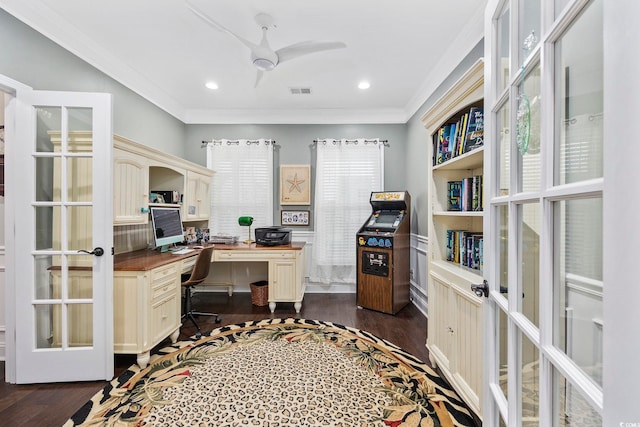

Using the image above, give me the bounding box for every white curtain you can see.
[310,139,384,285]
[206,139,274,238]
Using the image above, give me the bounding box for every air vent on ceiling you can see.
[290,87,312,95]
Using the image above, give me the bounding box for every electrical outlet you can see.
[409,269,414,280]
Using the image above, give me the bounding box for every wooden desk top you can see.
[114,242,305,271]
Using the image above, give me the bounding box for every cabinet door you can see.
[150,293,180,345]
[184,171,211,220]
[269,260,297,301]
[114,149,149,225]
[451,286,482,413]
[196,174,211,219]
[427,273,452,371]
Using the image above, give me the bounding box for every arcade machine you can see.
[356,191,411,314]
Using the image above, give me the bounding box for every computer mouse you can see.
[193,245,204,249]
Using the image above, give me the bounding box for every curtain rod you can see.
[201,139,276,148]
[313,138,390,147]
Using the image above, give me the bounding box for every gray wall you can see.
[185,124,407,230]
[0,9,185,156]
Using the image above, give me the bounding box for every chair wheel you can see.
[195,331,202,339]
[215,317,222,323]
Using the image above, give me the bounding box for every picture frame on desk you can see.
[281,210,310,226]
[280,164,311,205]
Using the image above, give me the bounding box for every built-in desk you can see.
[211,242,306,313]
[112,242,306,367]
[113,248,201,368]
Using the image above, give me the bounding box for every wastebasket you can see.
[250,280,269,306]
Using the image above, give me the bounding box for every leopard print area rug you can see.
[65,318,476,426]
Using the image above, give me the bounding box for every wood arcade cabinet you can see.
[356,191,411,314]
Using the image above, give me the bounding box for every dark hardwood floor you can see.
[0,292,477,426]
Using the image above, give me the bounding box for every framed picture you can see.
[281,210,310,226]
[280,164,311,205]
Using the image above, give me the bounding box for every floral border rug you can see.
[65,318,476,426]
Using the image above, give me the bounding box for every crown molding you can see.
[184,107,408,124]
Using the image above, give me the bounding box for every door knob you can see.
[78,247,105,257]
[471,280,489,298]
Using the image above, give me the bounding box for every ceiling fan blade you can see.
[254,70,264,88]
[186,0,257,51]
[276,41,346,63]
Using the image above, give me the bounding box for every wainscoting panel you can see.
[410,234,429,317]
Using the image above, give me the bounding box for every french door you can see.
[482,0,607,425]
[3,77,114,383]
[484,0,640,424]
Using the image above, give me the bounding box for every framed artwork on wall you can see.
[280,164,311,205]
[281,210,310,226]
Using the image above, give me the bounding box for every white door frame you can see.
[0,74,27,383]
[1,74,114,383]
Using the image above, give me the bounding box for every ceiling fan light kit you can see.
[186,0,346,86]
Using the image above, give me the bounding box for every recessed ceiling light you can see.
[205,81,219,90]
[358,81,371,90]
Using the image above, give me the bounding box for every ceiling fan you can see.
[186,0,347,87]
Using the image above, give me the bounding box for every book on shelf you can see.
[447,176,482,212]
[446,229,483,271]
[431,105,484,166]
[447,181,462,211]
[463,107,484,152]
[441,124,451,162]
[457,113,469,156]
[472,175,483,211]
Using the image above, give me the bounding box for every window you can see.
[206,140,274,237]
[310,139,384,284]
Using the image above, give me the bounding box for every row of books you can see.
[433,106,484,165]
[446,230,483,271]
[447,176,483,211]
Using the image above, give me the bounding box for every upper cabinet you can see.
[184,170,211,221]
[113,146,149,225]
[113,135,213,226]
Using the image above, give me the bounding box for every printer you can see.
[255,226,292,246]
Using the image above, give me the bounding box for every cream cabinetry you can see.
[113,262,182,368]
[268,250,305,313]
[212,243,306,313]
[113,135,213,226]
[421,59,484,416]
[113,148,149,225]
[184,170,211,221]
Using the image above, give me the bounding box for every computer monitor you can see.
[150,206,185,252]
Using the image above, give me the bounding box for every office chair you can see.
[181,246,221,338]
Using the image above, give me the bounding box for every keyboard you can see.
[171,248,195,255]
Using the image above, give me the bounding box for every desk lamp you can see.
[238,216,254,244]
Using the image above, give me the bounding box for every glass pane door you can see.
[484,0,604,425]
[13,88,113,383]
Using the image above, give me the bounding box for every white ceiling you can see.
[1,0,486,124]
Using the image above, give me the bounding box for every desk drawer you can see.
[152,281,177,301]
[214,250,296,261]
[181,256,197,274]
[151,264,178,288]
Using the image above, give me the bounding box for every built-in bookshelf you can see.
[421,58,484,416]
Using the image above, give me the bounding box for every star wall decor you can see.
[280,165,310,205]
[287,173,305,193]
